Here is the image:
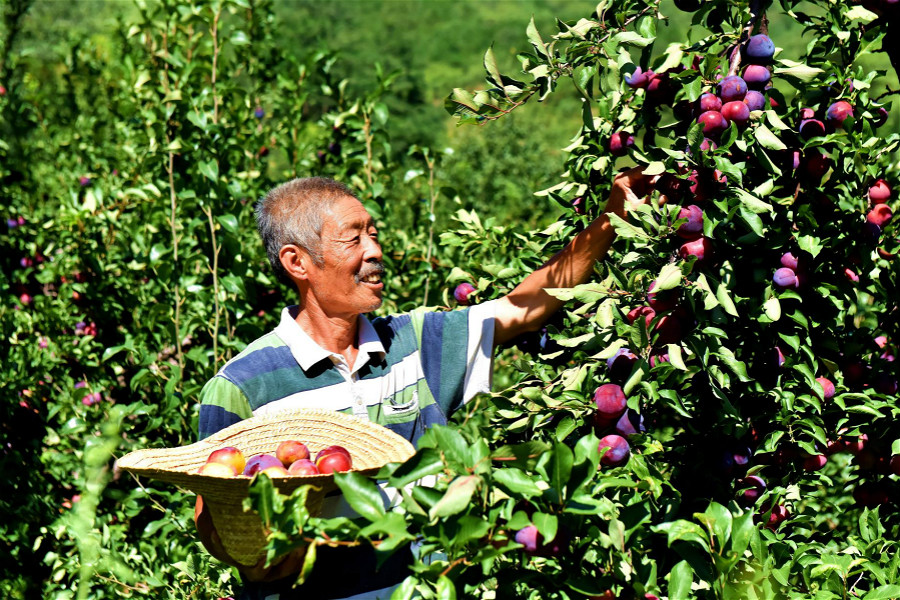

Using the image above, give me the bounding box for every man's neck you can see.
[293,304,361,368]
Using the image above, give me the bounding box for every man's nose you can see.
[363,234,382,262]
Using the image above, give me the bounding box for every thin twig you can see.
[478,2,659,123]
[421,152,438,304]
[204,206,222,366]
[440,557,469,578]
[728,0,765,76]
[363,112,374,187]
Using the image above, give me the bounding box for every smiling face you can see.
[301,195,384,317]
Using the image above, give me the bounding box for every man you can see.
[195,171,653,599]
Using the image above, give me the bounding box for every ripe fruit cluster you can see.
[591,383,644,468]
[692,34,775,138]
[198,441,353,478]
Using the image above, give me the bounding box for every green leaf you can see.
[447,88,480,114]
[608,213,650,240]
[526,17,548,57]
[533,512,559,543]
[555,414,578,441]
[608,517,626,551]
[389,449,445,488]
[430,426,469,466]
[796,234,824,258]
[657,43,685,73]
[864,586,900,600]
[245,474,278,528]
[547,442,574,503]
[765,109,791,131]
[668,560,693,600]
[216,214,239,233]
[775,59,824,82]
[702,502,733,548]
[755,124,787,150]
[483,46,503,87]
[764,297,781,321]
[149,243,168,264]
[333,471,385,522]
[644,161,666,176]
[297,540,316,585]
[429,475,480,519]
[713,156,743,186]
[846,6,879,21]
[391,577,417,600]
[435,575,457,600]
[739,206,765,237]
[493,468,543,497]
[654,520,710,551]
[714,351,751,382]
[667,344,688,370]
[735,188,773,214]
[612,31,655,47]
[730,510,755,557]
[716,282,739,317]
[653,263,682,292]
[197,160,219,182]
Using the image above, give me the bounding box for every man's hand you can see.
[606,167,660,217]
[493,167,656,346]
[194,496,308,582]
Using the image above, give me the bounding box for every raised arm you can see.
[493,168,655,346]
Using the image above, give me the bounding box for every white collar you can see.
[273,306,386,374]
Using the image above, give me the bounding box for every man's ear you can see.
[279,244,312,282]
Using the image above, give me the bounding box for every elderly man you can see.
[195,171,652,599]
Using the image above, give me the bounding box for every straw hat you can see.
[116,408,416,566]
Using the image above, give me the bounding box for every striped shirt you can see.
[198,301,496,446]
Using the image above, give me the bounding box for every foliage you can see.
[2,0,900,598]
[253,0,900,598]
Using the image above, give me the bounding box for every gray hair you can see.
[255,177,358,280]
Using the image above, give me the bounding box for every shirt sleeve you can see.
[418,299,496,417]
[461,299,496,403]
[197,375,253,440]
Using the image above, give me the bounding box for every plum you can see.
[609,131,635,156]
[697,110,729,137]
[743,90,766,112]
[594,383,627,421]
[798,118,826,139]
[773,267,799,289]
[867,204,893,228]
[624,67,652,89]
[825,100,854,129]
[869,179,891,204]
[676,204,704,239]
[737,475,767,505]
[679,236,713,264]
[721,101,750,127]
[598,434,631,467]
[815,376,836,400]
[744,34,775,64]
[742,64,771,89]
[718,75,748,103]
[697,93,723,113]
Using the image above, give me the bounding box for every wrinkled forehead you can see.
[322,195,375,235]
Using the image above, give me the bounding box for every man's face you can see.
[304,195,384,316]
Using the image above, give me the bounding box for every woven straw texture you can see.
[116,408,416,566]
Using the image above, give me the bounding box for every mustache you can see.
[355,261,385,283]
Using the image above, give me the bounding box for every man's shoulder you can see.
[217,330,295,384]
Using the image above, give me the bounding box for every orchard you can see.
[2,0,900,599]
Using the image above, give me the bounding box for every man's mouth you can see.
[359,273,383,284]
[357,266,385,286]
